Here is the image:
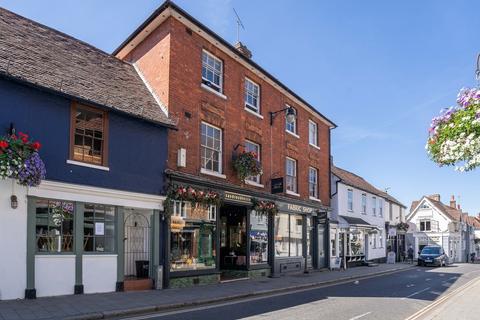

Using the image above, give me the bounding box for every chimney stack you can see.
[234,41,252,59]
[428,194,441,201]
[450,195,456,209]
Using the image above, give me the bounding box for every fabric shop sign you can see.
[277,201,316,214]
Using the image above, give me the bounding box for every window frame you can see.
[308,120,318,147]
[70,102,109,167]
[173,200,187,218]
[308,167,318,199]
[200,122,223,174]
[347,189,353,211]
[285,157,298,193]
[361,193,367,214]
[285,105,297,135]
[201,50,223,93]
[245,140,261,184]
[83,203,116,253]
[372,196,377,216]
[378,199,383,217]
[244,77,260,113]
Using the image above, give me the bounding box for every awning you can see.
[338,215,377,229]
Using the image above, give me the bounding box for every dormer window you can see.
[202,50,223,93]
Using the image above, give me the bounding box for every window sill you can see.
[201,83,227,100]
[244,107,264,119]
[309,143,321,150]
[286,130,300,139]
[309,196,322,203]
[67,160,110,171]
[245,180,264,188]
[200,168,227,179]
[286,190,300,197]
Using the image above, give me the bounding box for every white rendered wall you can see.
[0,179,27,300]
[35,255,75,297]
[83,255,117,294]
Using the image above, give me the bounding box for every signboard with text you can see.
[271,177,284,194]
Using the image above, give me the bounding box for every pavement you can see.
[115,263,480,320]
[0,263,415,320]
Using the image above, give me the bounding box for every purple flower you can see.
[17,152,46,187]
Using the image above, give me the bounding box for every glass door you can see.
[317,227,326,268]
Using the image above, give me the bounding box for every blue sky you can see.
[2,0,480,214]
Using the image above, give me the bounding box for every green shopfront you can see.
[164,172,330,288]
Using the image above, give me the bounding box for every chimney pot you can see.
[428,194,441,202]
[234,41,252,59]
[450,195,457,209]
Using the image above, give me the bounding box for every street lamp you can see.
[270,106,296,126]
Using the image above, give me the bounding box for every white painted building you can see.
[330,166,389,268]
[406,194,476,263]
[0,179,165,300]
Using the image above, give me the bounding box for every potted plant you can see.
[232,151,263,182]
[251,198,278,217]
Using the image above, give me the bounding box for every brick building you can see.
[115,1,336,286]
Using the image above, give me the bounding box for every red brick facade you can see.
[121,16,333,207]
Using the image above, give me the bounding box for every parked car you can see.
[417,246,448,267]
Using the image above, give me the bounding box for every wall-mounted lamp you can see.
[269,106,296,126]
[10,195,18,209]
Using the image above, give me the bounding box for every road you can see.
[119,264,480,320]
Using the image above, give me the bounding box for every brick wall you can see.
[126,17,331,206]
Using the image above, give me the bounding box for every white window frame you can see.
[208,205,217,221]
[286,157,297,193]
[308,120,318,147]
[361,193,367,214]
[245,140,261,184]
[372,196,377,216]
[201,50,223,93]
[201,122,223,174]
[285,105,297,135]
[244,78,260,114]
[378,199,383,217]
[347,189,353,211]
[308,167,318,199]
[173,201,187,218]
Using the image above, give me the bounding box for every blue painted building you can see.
[0,7,174,300]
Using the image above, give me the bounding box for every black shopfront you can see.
[162,172,330,288]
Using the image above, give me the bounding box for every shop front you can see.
[164,172,330,287]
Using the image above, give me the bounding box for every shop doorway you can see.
[220,205,247,280]
[317,227,327,268]
[124,209,153,291]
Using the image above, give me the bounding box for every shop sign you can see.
[224,192,251,204]
[317,211,328,224]
[271,177,284,194]
[277,202,316,214]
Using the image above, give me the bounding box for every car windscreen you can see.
[421,247,441,255]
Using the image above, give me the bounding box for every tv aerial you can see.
[233,8,245,43]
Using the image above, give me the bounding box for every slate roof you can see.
[339,215,372,226]
[331,166,385,197]
[0,7,175,127]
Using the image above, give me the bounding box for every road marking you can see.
[402,287,431,300]
[406,284,415,288]
[425,278,431,281]
[348,311,372,320]
[405,276,480,320]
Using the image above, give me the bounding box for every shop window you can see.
[286,157,297,193]
[84,204,115,253]
[274,213,304,257]
[330,230,337,257]
[202,50,223,92]
[348,230,365,256]
[170,204,216,271]
[244,78,260,113]
[35,199,74,253]
[201,122,222,174]
[173,201,187,218]
[70,103,108,166]
[250,212,268,265]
